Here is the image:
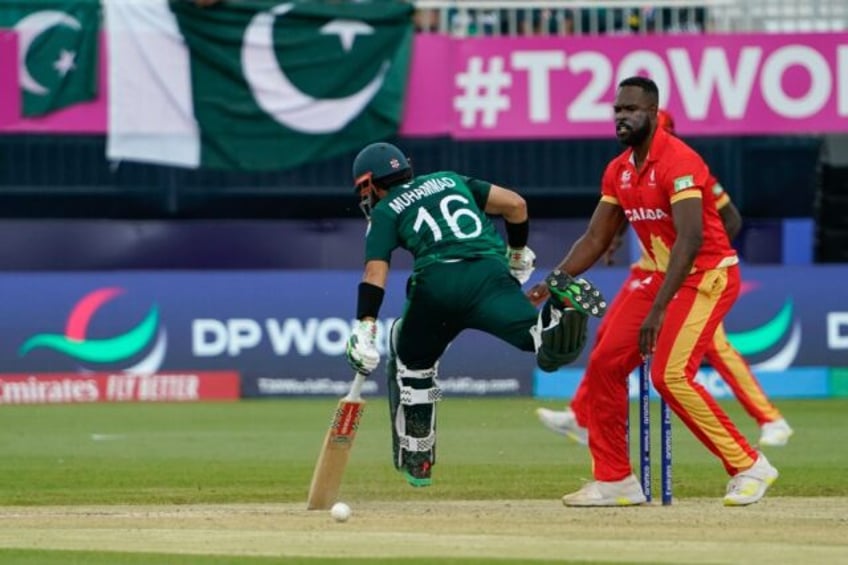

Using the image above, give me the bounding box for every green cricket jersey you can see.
[364,171,507,271]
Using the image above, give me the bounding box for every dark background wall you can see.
[0,134,822,220]
[0,133,830,269]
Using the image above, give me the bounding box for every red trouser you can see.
[583,265,758,480]
[572,269,782,429]
[569,269,648,428]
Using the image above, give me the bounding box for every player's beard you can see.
[617,117,651,147]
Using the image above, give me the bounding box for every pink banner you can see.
[401,33,454,137]
[402,32,848,138]
[2,32,846,137]
[0,32,13,123]
[0,30,107,133]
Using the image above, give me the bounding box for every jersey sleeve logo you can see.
[712,183,725,196]
[673,175,695,192]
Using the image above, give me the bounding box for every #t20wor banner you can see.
[2,30,846,145]
[401,32,848,138]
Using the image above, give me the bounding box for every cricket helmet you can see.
[352,142,411,190]
[352,142,412,220]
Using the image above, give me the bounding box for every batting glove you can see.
[345,320,380,375]
[507,246,536,285]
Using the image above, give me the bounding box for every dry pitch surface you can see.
[1,498,847,564]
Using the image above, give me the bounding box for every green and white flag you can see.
[1,0,99,117]
[106,0,413,170]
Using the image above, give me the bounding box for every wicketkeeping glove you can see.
[545,270,608,318]
[507,246,536,285]
[345,320,380,375]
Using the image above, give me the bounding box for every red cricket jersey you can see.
[601,127,738,273]
[632,172,731,272]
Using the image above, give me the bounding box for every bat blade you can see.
[306,374,366,510]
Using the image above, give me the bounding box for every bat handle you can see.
[345,372,368,401]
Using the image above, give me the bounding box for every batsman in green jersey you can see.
[345,142,608,487]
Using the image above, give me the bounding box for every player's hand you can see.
[639,306,665,356]
[507,246,536,285]
[346,320,380,375]
[526,281,549,307]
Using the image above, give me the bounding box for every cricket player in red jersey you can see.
[528,77,778,506]
[536,109,793,449]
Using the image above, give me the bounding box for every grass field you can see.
[0,397,847,564]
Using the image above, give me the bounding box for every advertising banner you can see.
[402,32,848,138]
[0,266,845,401]
[0,371,240,405]
[3,31,847,138]
[0,271,533,399]
[535,366,840,401]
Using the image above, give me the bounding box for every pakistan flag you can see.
[0,0,99,117]
[106,0,413,171]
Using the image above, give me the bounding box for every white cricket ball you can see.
[330,502,351,522]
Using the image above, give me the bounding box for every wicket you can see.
[638,359,673,505]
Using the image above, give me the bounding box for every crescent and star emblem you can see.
[241,3,391,134]
[14,10,81,96]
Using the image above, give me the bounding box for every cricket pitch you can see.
[0,498,846,563]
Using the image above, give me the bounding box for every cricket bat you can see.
[306,372,367,510]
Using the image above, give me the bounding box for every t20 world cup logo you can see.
[19,287,167,374]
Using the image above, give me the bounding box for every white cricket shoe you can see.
[759,418,793,447]
[723,452,779,507]
[535,407,588,445]
[561,474,647,507]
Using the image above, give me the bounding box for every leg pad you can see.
[386,320,441,486]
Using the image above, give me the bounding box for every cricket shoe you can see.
[561,474,647,507]
[759,418,793,447]
[535,407,588,445]
[402,452,432,488]
[723,452,779,507]
[545,270,608,318]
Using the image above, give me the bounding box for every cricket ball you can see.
[330,502,351,522]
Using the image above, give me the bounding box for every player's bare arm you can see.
[528,201,624,306]
[558,201,626,275]
[604,219,630,265]
[639,197,703,355]
[719,201,743,241]
[484,184,528,223]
